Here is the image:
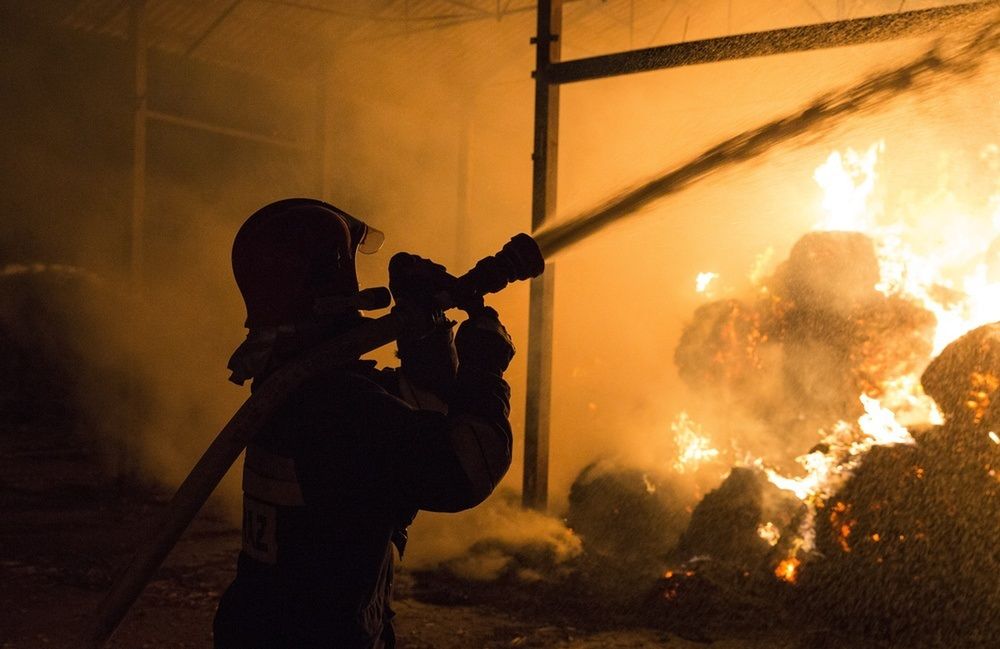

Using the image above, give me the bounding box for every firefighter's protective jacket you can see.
[213,326,511,649]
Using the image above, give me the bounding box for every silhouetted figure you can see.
[213,199,515,649]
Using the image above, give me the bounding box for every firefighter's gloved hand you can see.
[455,307,515,375]
[389,253,457,310]
[390,253,456,342]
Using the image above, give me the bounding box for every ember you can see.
[773,557,799,583]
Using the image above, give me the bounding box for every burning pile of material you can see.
[675,229,935,452]
[671,467,802,572]
[639,139,1000,644]
[798,324,1000,646]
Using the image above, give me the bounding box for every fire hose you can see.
[86,233,545,648]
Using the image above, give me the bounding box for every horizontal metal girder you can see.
[545,1,997,85]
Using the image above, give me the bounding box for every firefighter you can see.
[214,198,515,649]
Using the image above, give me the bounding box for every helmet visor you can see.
[357,225,385,255]
[337,209,385,255]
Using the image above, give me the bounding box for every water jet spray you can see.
[533,10,1000,258]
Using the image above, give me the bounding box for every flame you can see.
[670,141,1000,586]
[758,139,999,560]
[857,394,913,446]
[757,522,781,547]
[813,140,1000,356]
[876,374,943,428]
[671,412,720,474]
[763,395,914,499]
[774,557,800,583]
[695,271,719,295]
[749,247,774,287]
[762,395,913,549]
[812,141,884,232]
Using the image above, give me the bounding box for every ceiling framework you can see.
[59,1,984,80]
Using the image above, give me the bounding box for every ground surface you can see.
[0,425,808,649]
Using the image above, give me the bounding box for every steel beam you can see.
[523,0,561,511]
[547,1,995,85]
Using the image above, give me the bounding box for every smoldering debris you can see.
[675,230,935,457]
[671,467,802,572]
[567,460,691,568]
[626,468,805,639]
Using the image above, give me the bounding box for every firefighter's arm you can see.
[388,253,458,402]
[390,307,514,512]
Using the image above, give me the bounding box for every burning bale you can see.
[674,297,785,421]
[675,230,935,455]
[672,467,803,572]
[793,323,1000,647]
[777,231,881,315]
[921,322,1000,428]
[798,425,1000,647]
[632,468,805,639]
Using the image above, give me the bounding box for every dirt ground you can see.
[0,424,808,649]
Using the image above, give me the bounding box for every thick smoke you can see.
[2,2,997,574]
[405,490,582,581]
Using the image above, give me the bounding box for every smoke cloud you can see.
[1,2,997,571]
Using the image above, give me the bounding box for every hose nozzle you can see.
[445,234,544,309]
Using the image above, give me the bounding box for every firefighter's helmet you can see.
[232,198,384,328]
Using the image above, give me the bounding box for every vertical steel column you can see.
[130,0,147,286]
[523,0,561,511]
